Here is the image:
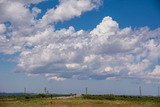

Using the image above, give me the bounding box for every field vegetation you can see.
[0,94,160,107]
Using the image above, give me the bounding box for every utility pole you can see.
[85,87,88,95]
[158,86,159,97]
[139,86,142,96]
[44,87,47,94]
[24,87,26,94]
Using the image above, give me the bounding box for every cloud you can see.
[16,16,160,81]
[18,0,44,4]
[0,24,6,34]
[0,0,160,82]
[45,73,66,81]
[40,0,102,25]
[32,7,42,18]
[90,16,119,37]
[151,66,160,76]
[0,0,101,54]
[0,0,44,4]
[0,1,34,26]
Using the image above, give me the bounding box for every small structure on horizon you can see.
[24,88,26,94]
[139,86,142,96]
[86,87,88,95]
[44,87,47,94]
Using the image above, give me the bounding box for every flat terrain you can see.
[0,94,160,107]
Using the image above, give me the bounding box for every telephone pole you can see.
[85,87,88,95]
[24,87,26,94]
[158,87,159,97]
[139,86,142,96]
[44,87,47,94]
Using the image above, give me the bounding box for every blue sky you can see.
[0,0,160,96]
[54,0,160,30]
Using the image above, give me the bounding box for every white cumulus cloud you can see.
[40,0,102,26]
[0,0,160,82]
[15,16,160,81]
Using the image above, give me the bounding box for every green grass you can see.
[1,94,160,107]
[82,94,160,102]
[0,94,72,100]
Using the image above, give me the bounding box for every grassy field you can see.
[0,94,160,107]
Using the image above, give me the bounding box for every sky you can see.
[0,0,160,96]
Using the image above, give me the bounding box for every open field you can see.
[0,94,160,107]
